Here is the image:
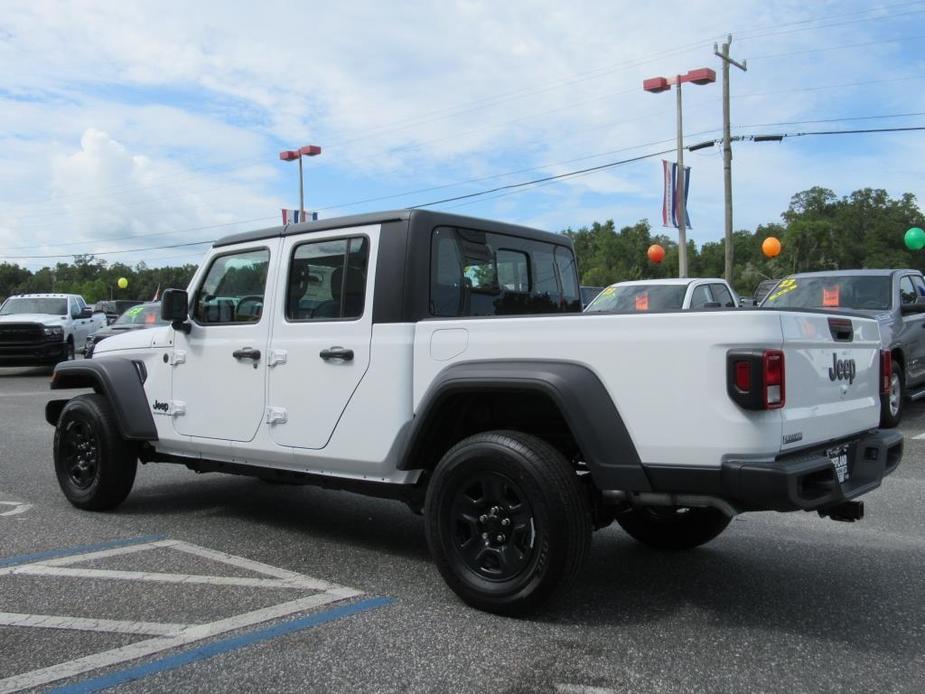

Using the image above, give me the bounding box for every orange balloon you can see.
[762,236,782,258]
[647,243,666,263]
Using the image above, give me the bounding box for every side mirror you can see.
[80,307,94,319]
[161,289,190,331]
[900,298,925,315]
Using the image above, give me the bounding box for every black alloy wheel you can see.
[53,393,137,510]
[449,471,536,581]
[60,419,100,489]
[425,430,591,615]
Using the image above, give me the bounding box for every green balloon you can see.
[905,227,925,251]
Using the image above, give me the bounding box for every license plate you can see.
[827,444,850,483]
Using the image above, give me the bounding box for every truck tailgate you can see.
[779,312,881,453]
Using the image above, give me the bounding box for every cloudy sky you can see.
[1,0,924,270]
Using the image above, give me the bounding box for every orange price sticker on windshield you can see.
[822,285,840,307]
[635,292,649,311]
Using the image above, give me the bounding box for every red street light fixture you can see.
[643,67,716,278]
[278,144,322,218]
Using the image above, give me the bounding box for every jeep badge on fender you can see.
[829,353,856,384]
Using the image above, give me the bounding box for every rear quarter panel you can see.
[414,310,882,468]
[414,311,788,468]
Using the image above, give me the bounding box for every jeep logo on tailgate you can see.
[828,354,856,384]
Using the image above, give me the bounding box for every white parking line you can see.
[910,431,925,440]
[555,685,618,694]
[0,538,364,694]
[0,591,360,694]
[0,502,32,517]
[10,564,330,590]
[0,612,189,637]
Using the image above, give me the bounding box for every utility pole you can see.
[714,35,747,284]
[675,77,687,277]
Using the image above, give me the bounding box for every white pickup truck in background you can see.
[0,293,106,365]
[585,277,740,312]
[45,210,903,614]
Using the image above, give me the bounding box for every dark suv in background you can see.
[760,269,925,426]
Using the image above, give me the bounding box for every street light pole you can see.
[643,68,715,278]
[279,144,322,222]
[298,154,305,217]
[675,76,687,277]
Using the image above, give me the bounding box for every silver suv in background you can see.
[760,269,925,426]
[584,277,740,313]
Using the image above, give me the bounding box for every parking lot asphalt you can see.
[1,364,924,693]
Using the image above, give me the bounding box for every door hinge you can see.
[169,350,186,366]
[265,406,288,424]
[267,349,288,367]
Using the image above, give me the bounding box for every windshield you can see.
[0,297,68,316]
[114,304,166,326]
[762,276,892,310]
[585,284,687,312]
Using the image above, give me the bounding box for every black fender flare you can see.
[46,358,158,441]
[399,360,650,491]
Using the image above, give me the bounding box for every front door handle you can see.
[319,346,354,361]
[233,347,261,361]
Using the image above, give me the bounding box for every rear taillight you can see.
[881,350,892,395]
[734,361,751,391]
[727,349,786,410]
[763,350,785,409]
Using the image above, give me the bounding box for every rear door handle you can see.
[319,346,354,361]
[232,347,261,361]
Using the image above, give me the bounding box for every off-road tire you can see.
[425,430,591,615]
[617,506,731,550]
[53,337,75,366]
[880,360,904,428]
[53,394,137,510]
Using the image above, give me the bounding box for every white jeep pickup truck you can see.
[0,293,106,366]
[45,210,903,614]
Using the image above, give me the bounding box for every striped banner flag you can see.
[281,209,319,224]
[661,160,692,229]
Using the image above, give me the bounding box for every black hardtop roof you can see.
[213,209,571,248]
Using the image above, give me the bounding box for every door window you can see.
[900,276,917,305]
[912,275,925,299]
[286,237,369,321]
[710,283,734,308]
[192,248,270,324]
[689,285,713,309]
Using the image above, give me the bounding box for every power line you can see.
[5,124,923,261]
[2,147,679,260]
[733,74,925,99]
[788,125,925,137]
[737,112,925,128]
[408,148,675,208]
[748,33,925,60]
[11,2,920,216]
[735,5,925,42]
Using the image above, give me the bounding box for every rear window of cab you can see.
[429,226,581,317]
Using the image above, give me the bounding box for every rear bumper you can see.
[721,429,903,511]
[0,341,67,366]
[642,429,903,513]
